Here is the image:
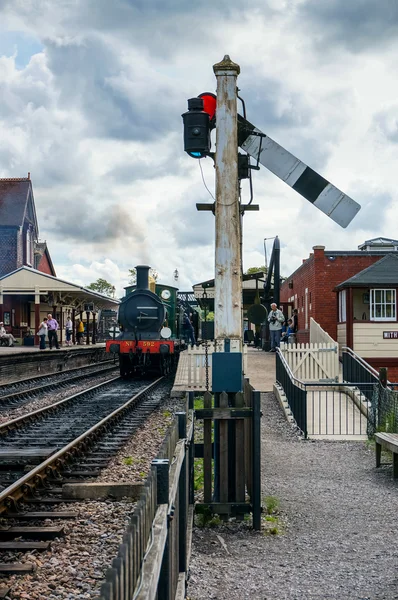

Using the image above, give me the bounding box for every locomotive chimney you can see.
[136,265,150,290]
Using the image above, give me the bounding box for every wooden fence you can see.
[172,342,248,394]
[194,378,261,529]
[310,317,336,346]
[280,342,339,382]
[98,410,194,600]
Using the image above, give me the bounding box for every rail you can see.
[0,377,163,512]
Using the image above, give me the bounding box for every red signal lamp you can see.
[198,92,217,124]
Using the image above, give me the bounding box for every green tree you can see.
[245,266,267,275]
[128,268,159,284]
[87,278,116,297]
[201,310,214,321]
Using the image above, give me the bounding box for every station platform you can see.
[172,345,275,396]
[0,342,106,356]
[0,343,111,384]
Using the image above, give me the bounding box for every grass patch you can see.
[194,397,204,410]
[194,458,205,491]
[262,495,283,536]
[122,456,137,466]
[377,410,397,433]
[264,495,279,515]
[195,505,222,528]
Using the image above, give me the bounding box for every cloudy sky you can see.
[1,0,398,294]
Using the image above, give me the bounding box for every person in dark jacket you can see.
[183,313,196,345]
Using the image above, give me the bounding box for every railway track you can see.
[0,361,118,410]
[0,375,172,587]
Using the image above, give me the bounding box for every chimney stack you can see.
[135,265,150,290]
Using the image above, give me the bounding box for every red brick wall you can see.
[387,367,398,382]
[37,253,55,276]
[281,248,385,341]
[366,359,398,383]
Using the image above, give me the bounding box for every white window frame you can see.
[339,290,347,323]
[370,289,396,321]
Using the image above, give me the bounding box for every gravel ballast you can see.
[188,392,398,600]
[0,372,119,424]
[0,395,183,599]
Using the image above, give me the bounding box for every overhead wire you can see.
[198,159,215,202]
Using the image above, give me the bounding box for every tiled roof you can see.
[0,178,37,229]
[34,241,57,276]
[336,255,398,289]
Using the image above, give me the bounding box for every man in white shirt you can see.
[268,303,285,352]
[0,322,16,347]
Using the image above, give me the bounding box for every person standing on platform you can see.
[47,313,60,349]
[65,316,73,346]
[183,312,196,346]
[0,322,17,347]
[268,303,285,351]
[77,320,84,344]
[37,317,48,350]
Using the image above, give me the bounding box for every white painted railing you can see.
[310,317,336,346]
[280,342,339,382]
[172,341,248,393]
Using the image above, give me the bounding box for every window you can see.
[370,289,396,321]
[26,229,32,266]
[339,290,347,322]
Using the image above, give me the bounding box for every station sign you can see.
[383,331,398,339]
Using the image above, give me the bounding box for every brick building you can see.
[280,238,398,339]
[0,175,55,278]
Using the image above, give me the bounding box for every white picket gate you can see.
[280,342,339,382]
[172,341,248,395]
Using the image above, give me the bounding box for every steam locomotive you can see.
[106,265,179,378]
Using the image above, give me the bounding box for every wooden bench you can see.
[375,432,398,478]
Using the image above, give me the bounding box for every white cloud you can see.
[1,0,398,296]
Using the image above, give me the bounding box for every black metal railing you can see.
[342,347,379,401]
[276,350,377,437]
[276,350,308,437]
[342,348,398,434]
[305,382,374,437]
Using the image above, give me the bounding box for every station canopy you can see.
[0,266,120,311]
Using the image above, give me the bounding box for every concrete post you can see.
[34,288,40,347]
[213,55,242,347]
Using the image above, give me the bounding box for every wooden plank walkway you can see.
[172,346,275,395]
[306,390,368,440]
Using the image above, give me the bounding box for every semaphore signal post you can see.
[181,55,360,521]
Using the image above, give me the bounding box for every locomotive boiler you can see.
[106,265,176,377]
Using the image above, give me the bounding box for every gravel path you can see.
[188,392,398,600]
